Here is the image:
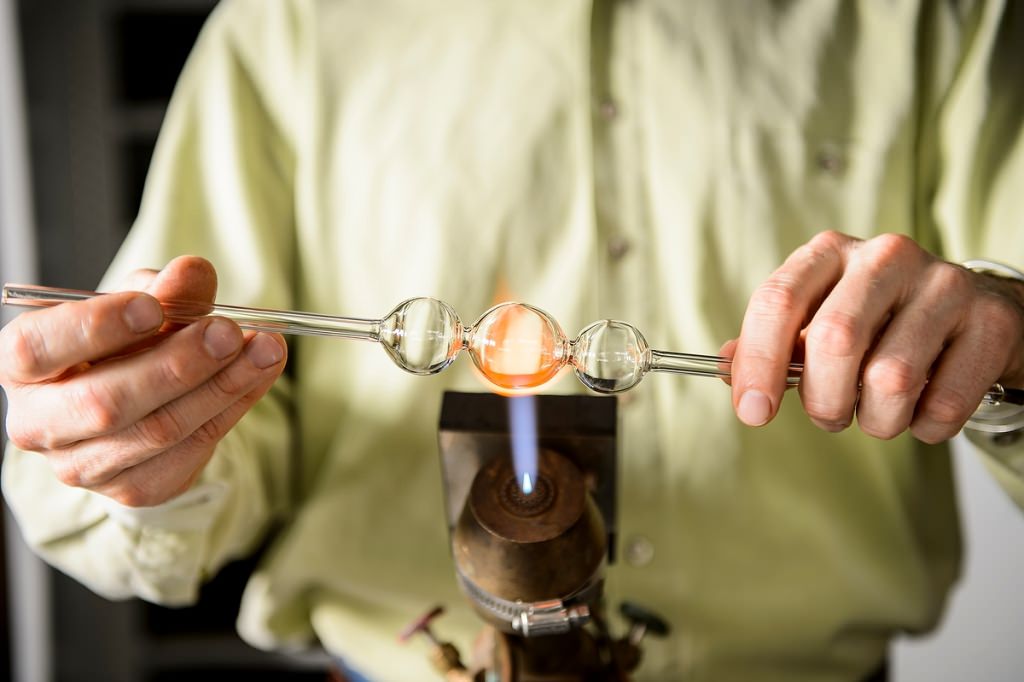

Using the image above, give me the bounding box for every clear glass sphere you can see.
[571,320,650,393]
[469,303,567,389]
[378,297,463,374]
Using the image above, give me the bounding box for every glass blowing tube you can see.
[3,284,1020,431]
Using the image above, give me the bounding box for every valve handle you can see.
[620,601,670,638]
[399,605,446,643]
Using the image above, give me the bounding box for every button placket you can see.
[589,0,645,325]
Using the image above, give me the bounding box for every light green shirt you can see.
[5,1,1024,680]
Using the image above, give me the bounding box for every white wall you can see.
[894,436,1024,682]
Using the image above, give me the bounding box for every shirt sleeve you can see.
[920,1,1024,505]
[2,0,307,605]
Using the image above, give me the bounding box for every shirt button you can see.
[596,97,619,121]
[607,235,632,261]
[624,534,655,567]
[815,142,846,176]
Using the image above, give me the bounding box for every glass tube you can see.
[3,284,1020,430]
[1,284,462,375]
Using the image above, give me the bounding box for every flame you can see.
[476,279,540,494]
[509,394,539,496]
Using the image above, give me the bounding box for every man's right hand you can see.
[0,256,287,507]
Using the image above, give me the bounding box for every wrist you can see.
[963,259,1024,313]
[962,260,1024,436]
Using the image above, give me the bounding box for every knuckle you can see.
[809,230,850,252]
[34,429,64,452]
[76,307,103,347]
[801,396,851,426]
[158,355,198,392]
[806,310,861,358]
[189,419,225,449]
[750,277,801,316]
[209,364,250,398]
[8,405,62,451]
[921,386,974,430]
[867,232,918,261]
[52,458,86,488]
[1,325,46,380]
[862,356,923,398]
[69,382,123,434]
[5,419,41,452]
[929,262,972,297]
[788,236,838,268]
[133,408,189,451]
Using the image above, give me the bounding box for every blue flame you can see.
[509,395,539,495]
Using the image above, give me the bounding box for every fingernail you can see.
[245,334,284,369]
[817,421,850,433]
[203,318,241,359]
[123,296,162,333]
[738,390,772,426]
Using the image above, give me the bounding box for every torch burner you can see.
[407,392,667,680]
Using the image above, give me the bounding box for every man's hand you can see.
[0,256,287,506]
[728,231,1024,443]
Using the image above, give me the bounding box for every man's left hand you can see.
[728,231,1024,442]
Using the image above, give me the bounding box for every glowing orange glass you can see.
[469,303,564,389]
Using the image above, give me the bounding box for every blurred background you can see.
[0,0,1022,680]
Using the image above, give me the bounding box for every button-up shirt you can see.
[5,1,1024,680]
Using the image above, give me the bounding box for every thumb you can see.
[146,256,218,304]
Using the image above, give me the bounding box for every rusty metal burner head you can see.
[453,448,606,633]
[470,448,582,543]
[498,474,555,517]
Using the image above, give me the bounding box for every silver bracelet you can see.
[962,260,1024,438]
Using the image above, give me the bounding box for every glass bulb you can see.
[469,303,567,389]
[378,297,463,374]
[571,320,650,392]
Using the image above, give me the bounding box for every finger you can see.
[798,254,906,432]
[16,317,248,449]
[911,344,1000,444]
[856,266,970,438]
[732,232,849,426]
[172,364,284,498]
[0,292,164,385]
[106,262,212,355]
[718,339,737,386]
[115,268,160,293]
[911,302,1015,444]
[91,342,286,507]
[48,332,286,488]
[146,255,218,304]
